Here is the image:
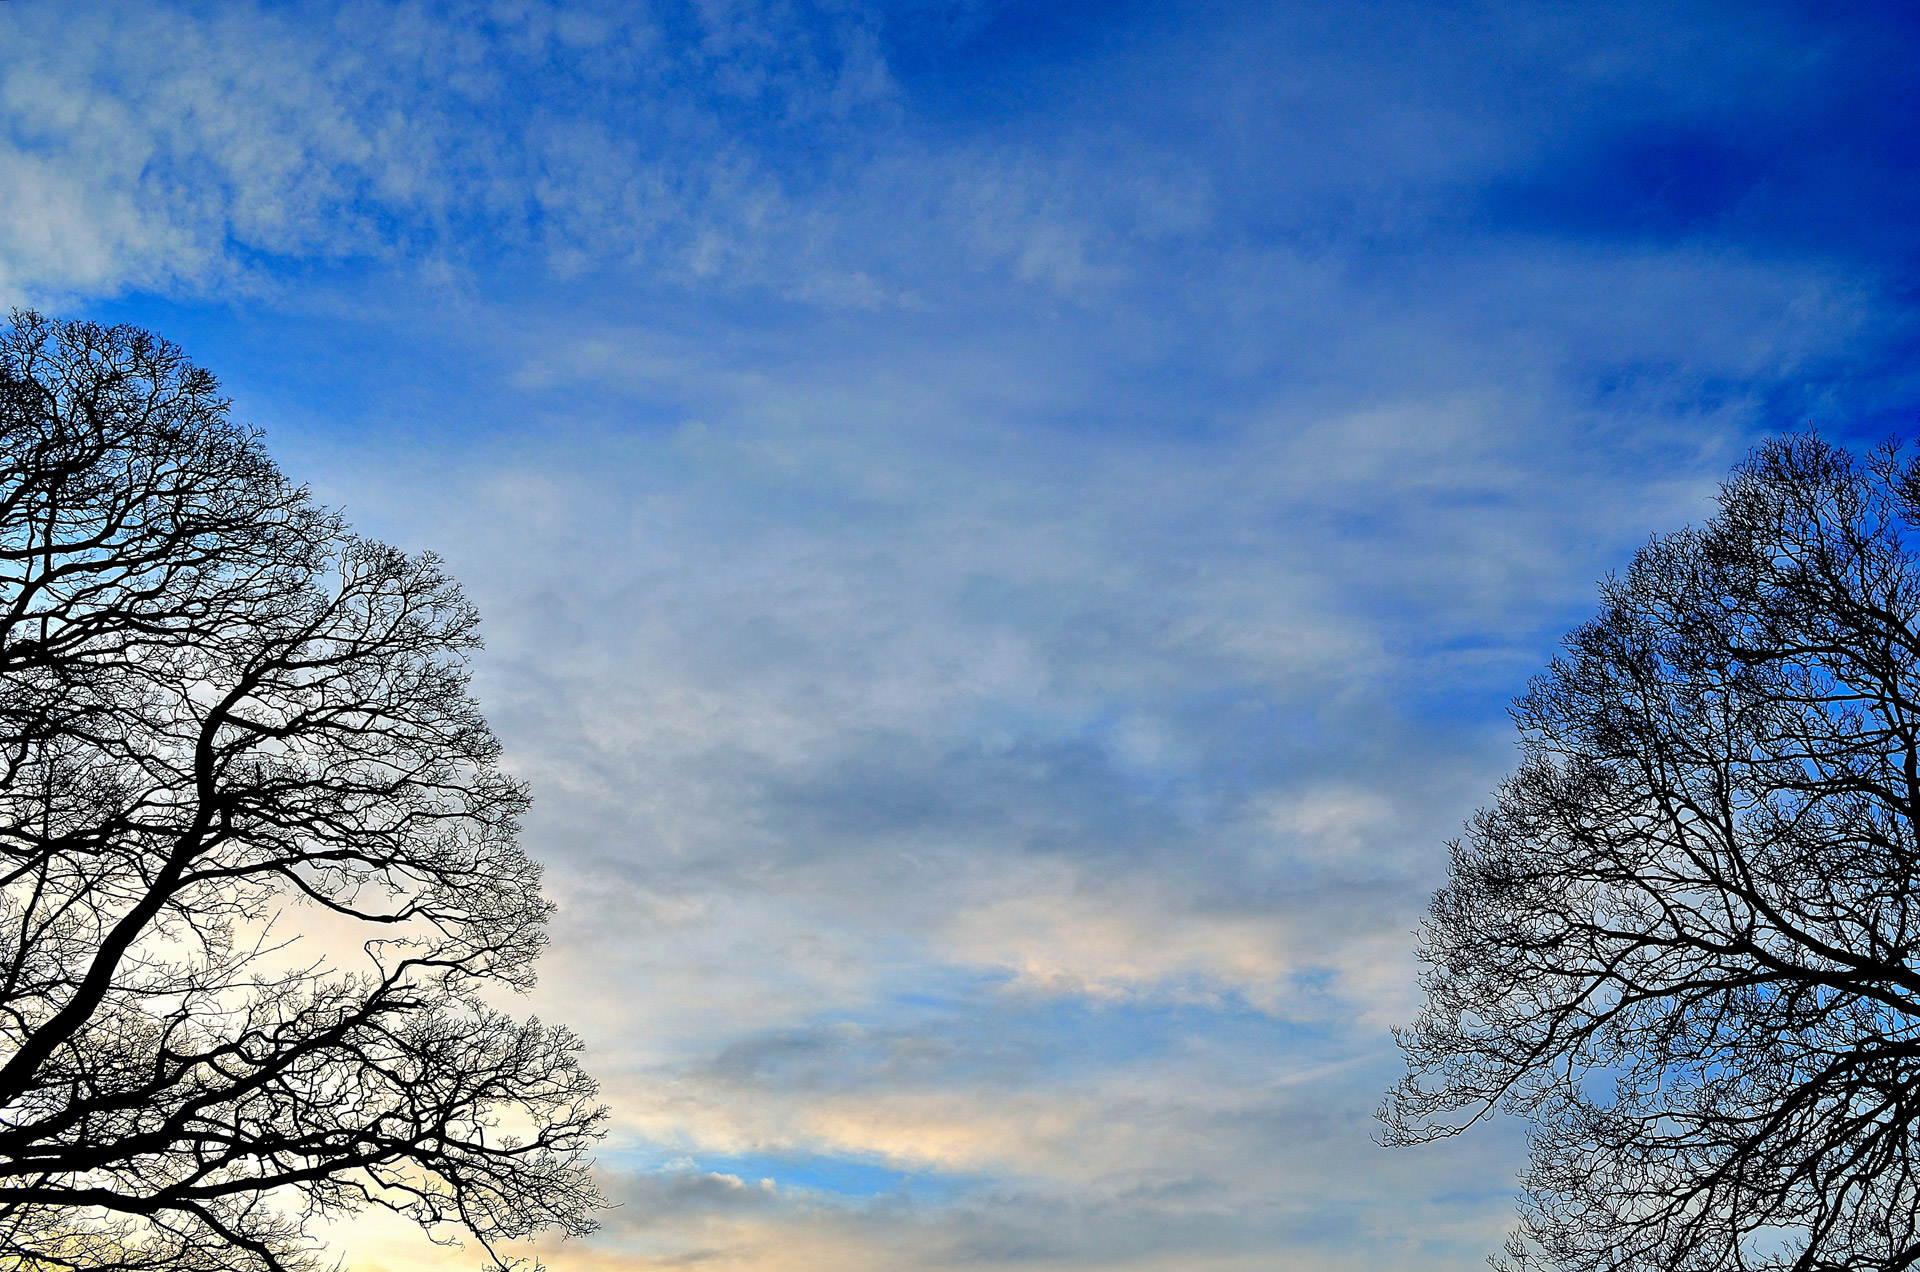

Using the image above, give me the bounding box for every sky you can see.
[4,1,1920,1268]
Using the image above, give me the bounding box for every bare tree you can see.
[0,313,603,1272]
[1383,434,1920,1272]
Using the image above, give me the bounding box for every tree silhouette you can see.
[0,313,602,1272]
[1385,434,1920,1271]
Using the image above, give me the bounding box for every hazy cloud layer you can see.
[7,0,1920,1268]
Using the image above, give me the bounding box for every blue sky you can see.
[5,1,1918,1268]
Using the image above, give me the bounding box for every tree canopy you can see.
[1385,435,1920,1272]
[0,313,602,1271]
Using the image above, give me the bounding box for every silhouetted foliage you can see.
[0,313,603,1271]
[1385,435,1920,1272]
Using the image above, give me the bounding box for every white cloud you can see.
[6,2,1909,1269]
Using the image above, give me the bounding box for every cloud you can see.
[240,245,1858,1265]
[15,1,1920,1269]
[0,0,878,299]
[0,0,1217,310]
[257,233,1865,1263]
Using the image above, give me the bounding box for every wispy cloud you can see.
[8,1,1920,1268]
